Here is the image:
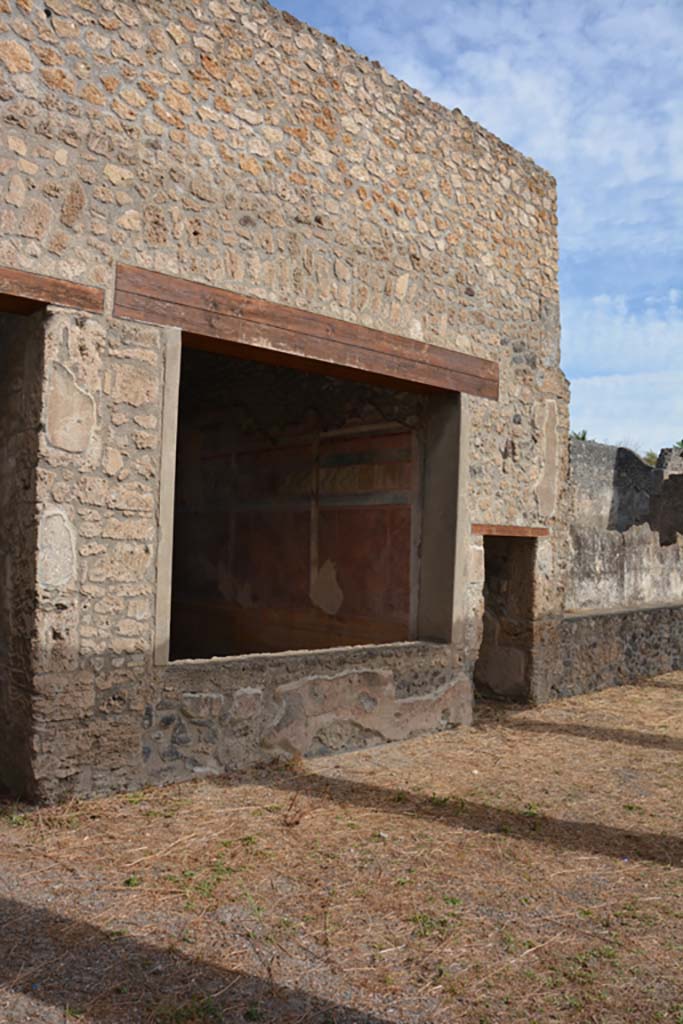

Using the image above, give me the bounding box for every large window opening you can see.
[169,345,459,660]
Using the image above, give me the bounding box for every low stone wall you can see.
[145,641,472,788]
[552,603,683,699]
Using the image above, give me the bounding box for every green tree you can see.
[643,450,658,466]
[570,429,589,441]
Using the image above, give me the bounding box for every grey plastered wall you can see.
[566,440,683,612]
[0,312,43,796]
[153,327,181,666]
[547,440,683,700]
[148,642,472,786]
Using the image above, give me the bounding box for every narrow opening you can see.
[474,536,535,701]
[168,345,458,660]
[0,311,44,796]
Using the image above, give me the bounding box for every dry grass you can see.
[1,673,682,1023]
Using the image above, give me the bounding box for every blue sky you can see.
[280,0,683,454]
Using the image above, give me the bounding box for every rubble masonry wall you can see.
[0,0,567,797]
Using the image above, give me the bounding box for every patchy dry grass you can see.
[1,673,682,1023]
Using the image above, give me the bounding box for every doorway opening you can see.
[168,345,460,660]
[474,536,535,701]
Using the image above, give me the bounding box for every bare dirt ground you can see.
[1,673,682,1024]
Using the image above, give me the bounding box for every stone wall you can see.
[148,643,472,786]
[546,440,683,700]
[554,604,683,698]
[566,440,683,612]
[0,0,568,798]
[0,0,568,535]
[25,310,167,798]
[0,312,43,794]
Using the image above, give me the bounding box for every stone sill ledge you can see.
[562,600,683,622]
[162,639,450,672]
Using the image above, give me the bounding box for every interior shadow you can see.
[606,445,659,532]
[600,443,683,546]
[503,718,683,751]
[251,766,683,868]
[0,896,393,1024]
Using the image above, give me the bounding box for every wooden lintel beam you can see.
[113,264,499,400]
[471,523,549,538]
[0,266,105,315]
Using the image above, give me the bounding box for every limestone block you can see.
[87,542,152,583]
[112,362,159,408]
[6,175,26,208]
[180,691,224,722]
[231,687,264,720]
[107,483,155,513]
[0,39,33,73]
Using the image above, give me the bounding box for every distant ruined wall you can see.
[555,605,683,698]
[566,440,683,612]
[553,440,683,697]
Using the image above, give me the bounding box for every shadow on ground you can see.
[502,718,683,751]
[252,763,683,868]
[0,896,392,1024]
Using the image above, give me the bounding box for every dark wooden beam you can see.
[472,523,549,538]
[182,331,447,394]
[113,264,499,400]
[0,266,105,315]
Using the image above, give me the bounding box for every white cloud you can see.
[570,371,683,453]
[562,290,683,379]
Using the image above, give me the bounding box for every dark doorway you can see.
[169,347,435,659]
[474,536,535,701]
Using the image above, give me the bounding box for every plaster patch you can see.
[262,669,468,757]
[535,400,558,517]
[46,363,95,453]
[310,559,344,615]
[38,509,77,588]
